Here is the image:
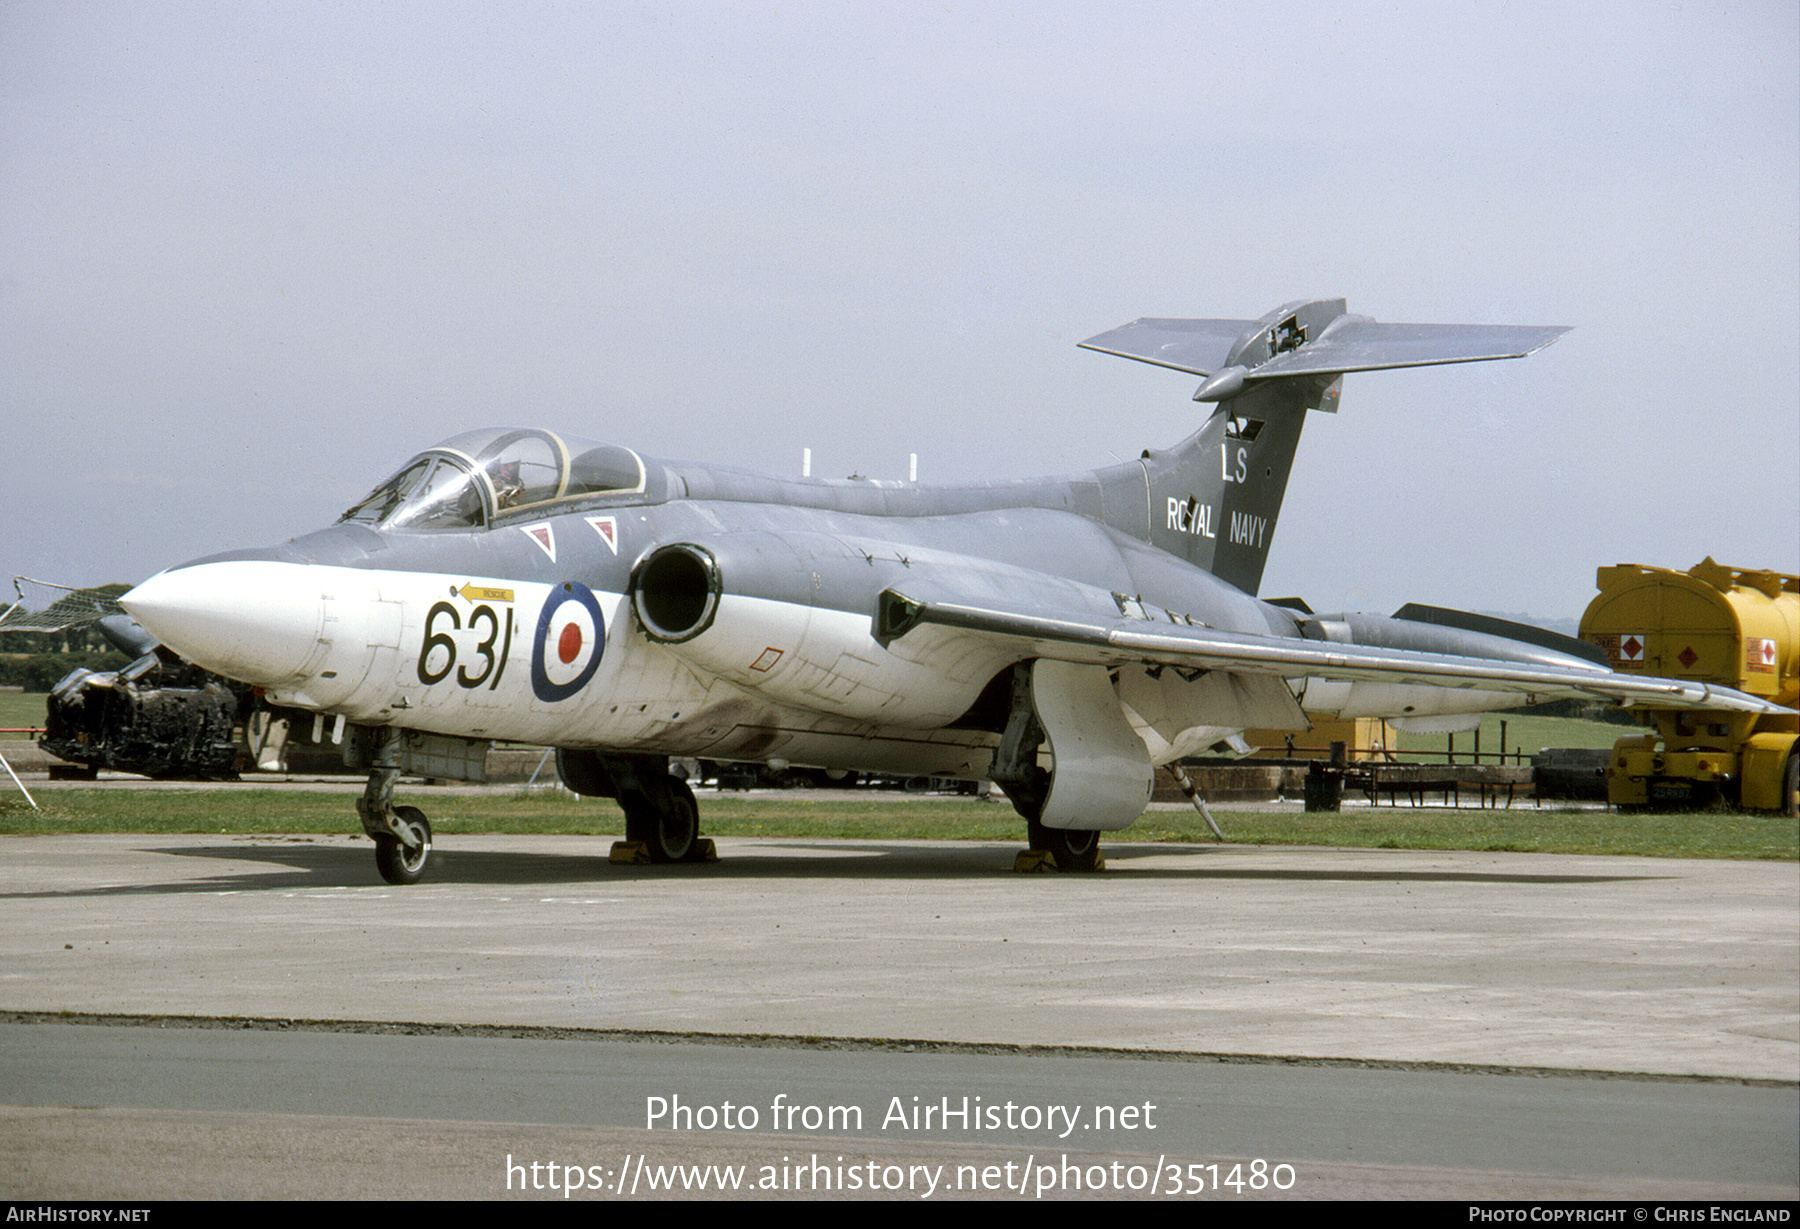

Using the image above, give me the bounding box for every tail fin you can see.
[1080,299,1567,595]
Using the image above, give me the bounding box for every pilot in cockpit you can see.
[491,460,526,510]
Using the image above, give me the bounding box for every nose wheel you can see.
[356,732,438,884]
[373,805,433,885]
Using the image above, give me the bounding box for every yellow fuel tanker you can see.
[1581,558,1797,813]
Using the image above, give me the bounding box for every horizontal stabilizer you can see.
[1077,318,1262,377]
[1079,303,1568,381]
[1253,319,1570,377]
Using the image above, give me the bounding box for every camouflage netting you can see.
[1,577,128,634]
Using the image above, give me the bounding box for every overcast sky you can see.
[3,1,1795,623]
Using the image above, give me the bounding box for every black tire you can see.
[374,806,432,885]
[1783,748,1799,820]
[626,779,700,863]
[1028,817,1101,872]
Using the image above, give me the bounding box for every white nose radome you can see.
[122,560,327,686]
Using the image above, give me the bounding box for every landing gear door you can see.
[1033,659,1155,831]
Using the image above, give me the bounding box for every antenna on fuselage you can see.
[910,453,917,482]
[802,448,812,478]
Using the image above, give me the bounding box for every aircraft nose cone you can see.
[122,560,326,686]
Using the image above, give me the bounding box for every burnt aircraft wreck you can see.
[39,614,247,780]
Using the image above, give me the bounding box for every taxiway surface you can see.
[2,832,1795,1199]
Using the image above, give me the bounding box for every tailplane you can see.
[1080,299,1567,595]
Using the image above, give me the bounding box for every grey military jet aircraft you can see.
[121,298,1774,882]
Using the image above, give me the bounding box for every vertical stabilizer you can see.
[1080,300,1567,595]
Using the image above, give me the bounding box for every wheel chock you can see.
[610,840,652,864]
[611,839,720,865]
[1014,848,1106,873]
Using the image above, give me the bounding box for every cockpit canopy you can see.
[340,428,647,530]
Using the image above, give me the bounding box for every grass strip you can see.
[1,787,1792,860]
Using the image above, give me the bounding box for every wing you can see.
[875,580,1780,715]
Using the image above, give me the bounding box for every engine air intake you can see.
[632,544,720,643]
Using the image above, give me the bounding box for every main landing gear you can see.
[558,749,716,864]
[991,665,1104,873]
[1024,815,1102,873]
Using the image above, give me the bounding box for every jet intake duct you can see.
[631,544,721,644]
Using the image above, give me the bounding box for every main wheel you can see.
[374,806,433,885]
[626,780,700,863]
[1028,817,1101,872]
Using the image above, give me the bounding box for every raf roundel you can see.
[530,581,607,702]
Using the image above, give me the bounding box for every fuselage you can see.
[122,421,1607,782]
[122,427,1307,778]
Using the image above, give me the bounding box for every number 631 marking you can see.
[416,601,515,689]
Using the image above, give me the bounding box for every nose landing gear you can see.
[356,729,435,885]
